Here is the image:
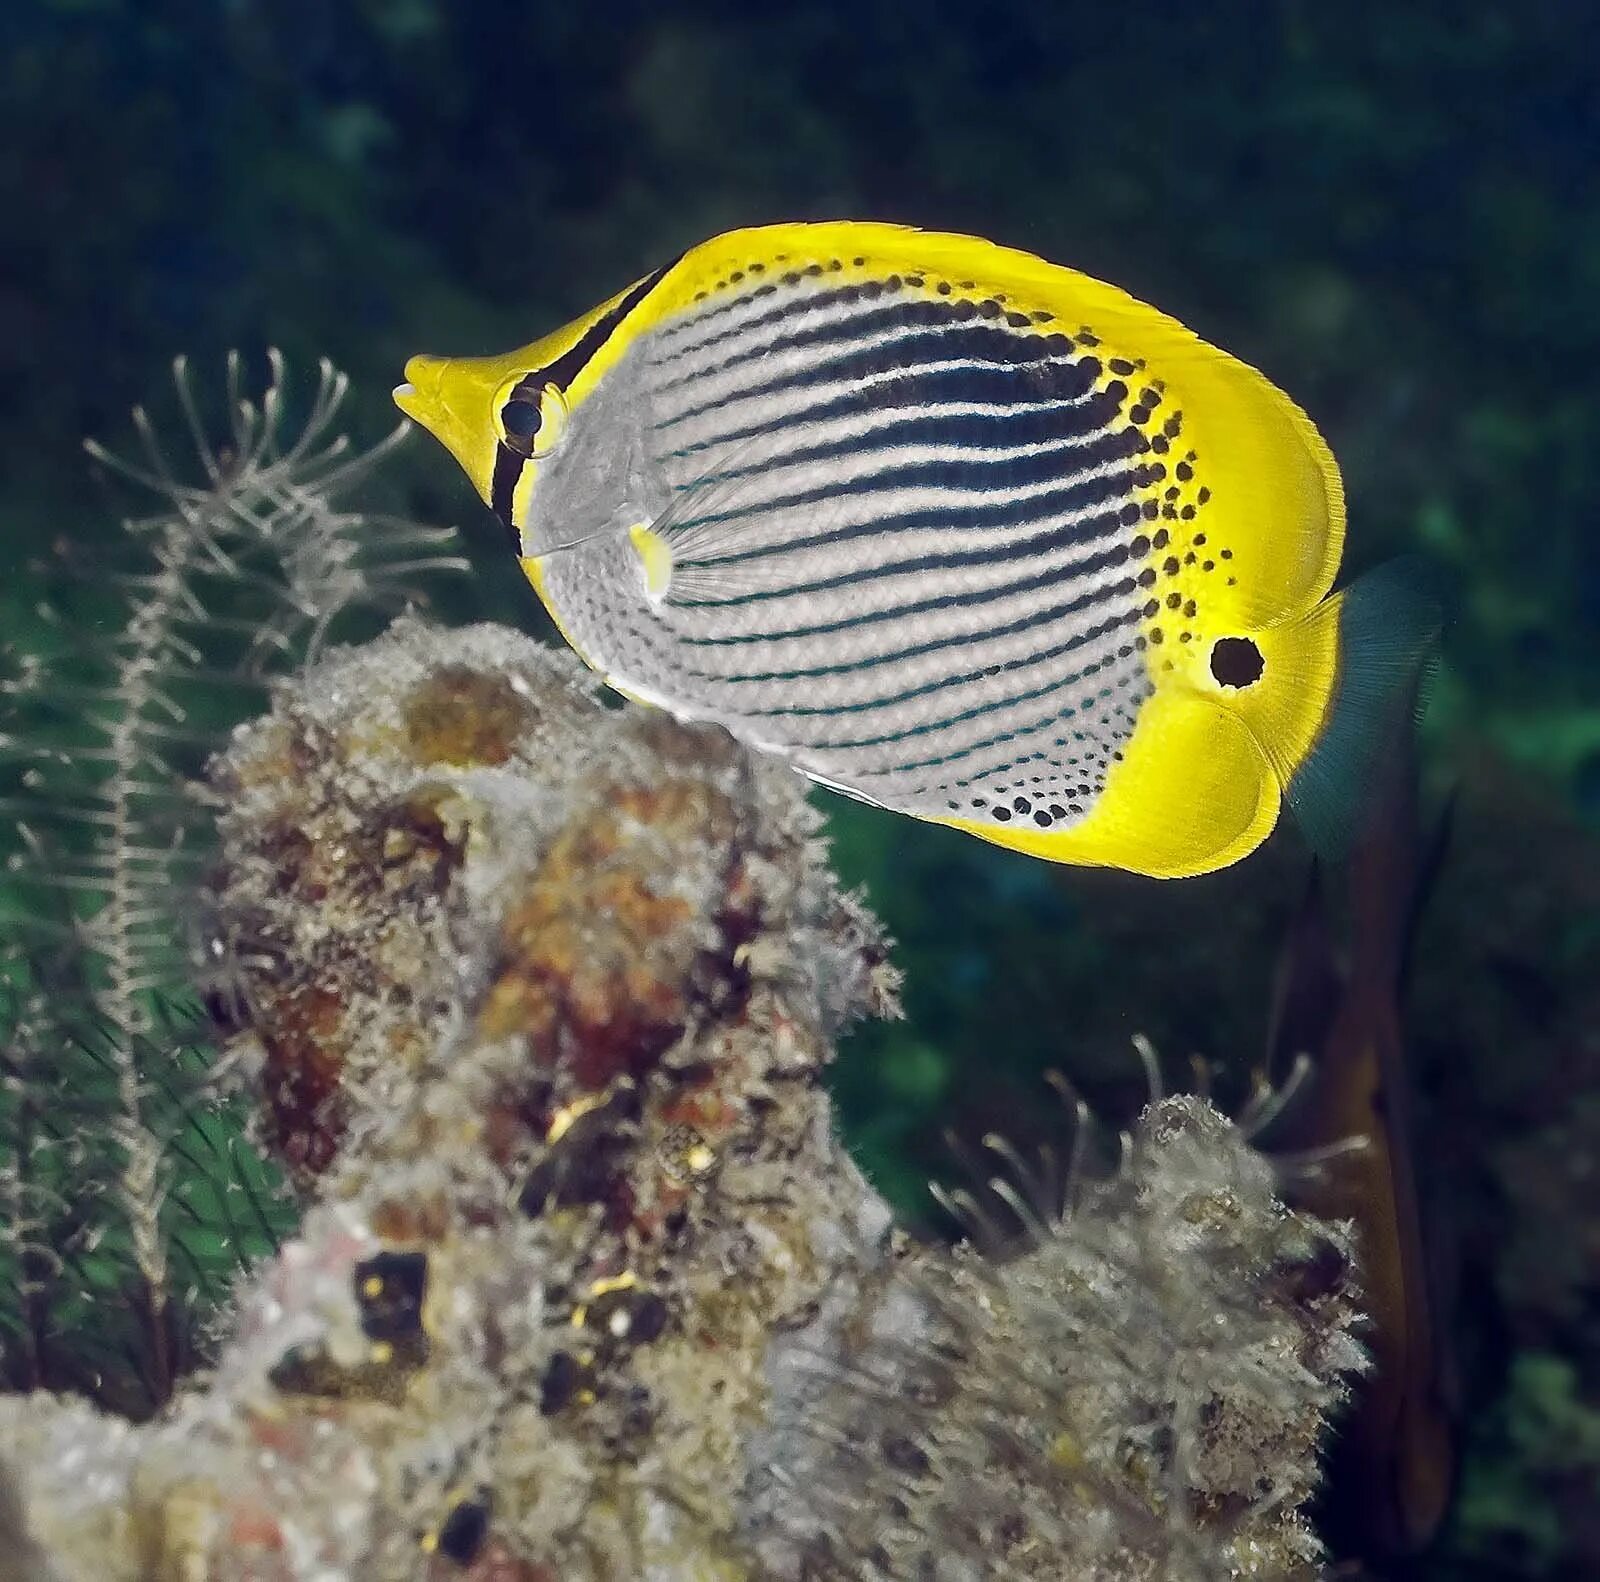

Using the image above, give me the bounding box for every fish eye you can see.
[1210,635,1265,689]
[501,396,542,451]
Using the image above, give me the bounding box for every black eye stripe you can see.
[490,445,526,546]
[509,261,677,408]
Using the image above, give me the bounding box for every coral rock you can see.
[1,620,1363,1581]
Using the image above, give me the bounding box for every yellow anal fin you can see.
[936,689,1279,878]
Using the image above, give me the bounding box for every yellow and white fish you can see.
[396,221,1434,877]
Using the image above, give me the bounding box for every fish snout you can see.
[393,352,506,505]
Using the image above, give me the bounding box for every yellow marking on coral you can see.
[571,1270,638,1329]
[685,1142,717,1176]
[1049,1431,1084,1470]
[420,1485,476,1555]
[546,1090,609,1145]
[369,1340,394,1365]
[362,1274,383,1299]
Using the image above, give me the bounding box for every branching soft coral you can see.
[0,355,462,1412]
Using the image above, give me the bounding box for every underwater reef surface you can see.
[1,620,1365,1580]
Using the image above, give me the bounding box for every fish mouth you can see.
[391,381,420,426]
[393,355,444,424]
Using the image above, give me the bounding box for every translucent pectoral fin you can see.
[627,522,674,601]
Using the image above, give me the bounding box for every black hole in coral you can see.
[437,1497,491,1564]
[354,1251,429,1341]
[540,1349,587,1414]
[1210,636,1265,689]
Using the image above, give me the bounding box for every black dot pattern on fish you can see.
[940,663,1144,828]
[1119,402,1237,668]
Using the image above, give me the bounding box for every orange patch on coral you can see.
[402,665,538,767]
[259,984,349,1173]
[479,774,741,1090]
[370,1194,452,1243]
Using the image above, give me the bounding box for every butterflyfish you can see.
[396,222,1435,877]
